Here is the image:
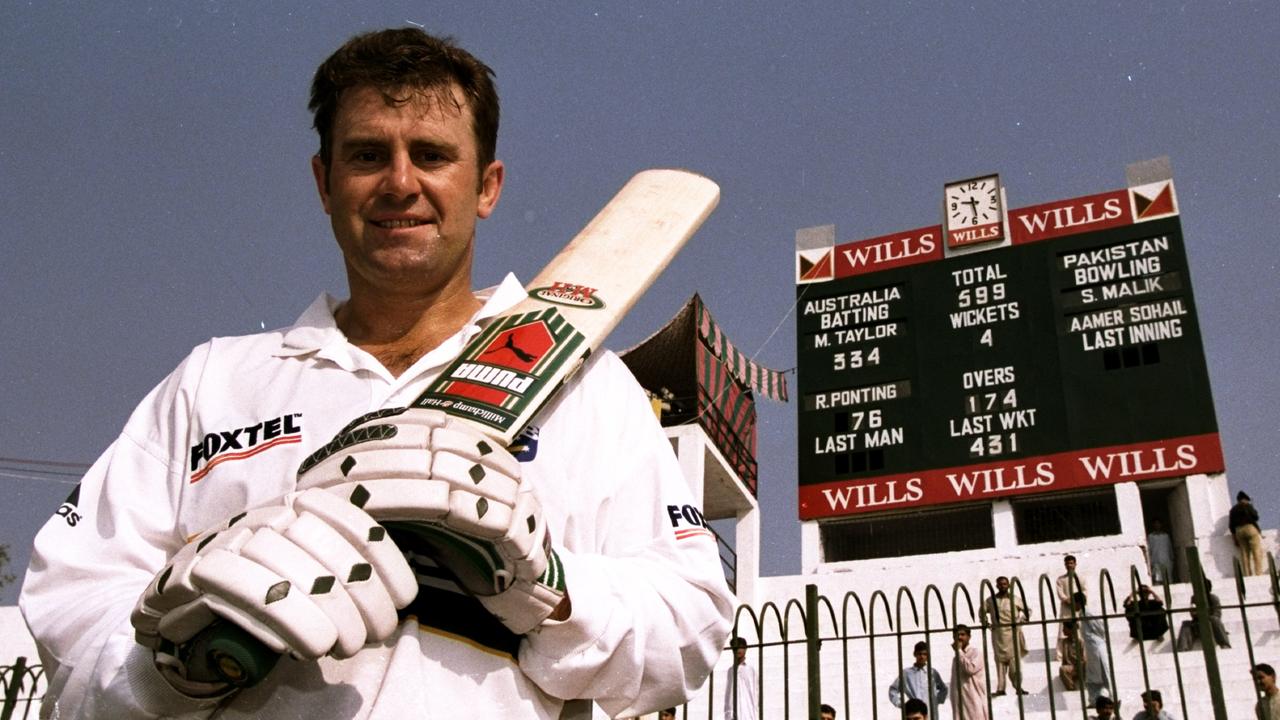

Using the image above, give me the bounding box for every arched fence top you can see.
[1036,572,1059,621]
[894,583,919,630]
[812,592,839,639]
[798,563,1175,636]
[920,583,949,632]
[838,589,868,636]
[780,597,808,641]
[865,588,894,634]
[1095,567,1121,616]
[730,601,767,646]
[1,656,46,720]
[729,597,813,649]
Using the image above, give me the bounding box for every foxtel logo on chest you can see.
[189,413,303,483]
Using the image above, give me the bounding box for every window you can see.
[821,504,995,562]
[1011,488,1121,544]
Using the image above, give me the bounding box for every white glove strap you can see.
[478,547,567,635]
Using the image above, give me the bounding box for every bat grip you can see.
[183,620,281,689]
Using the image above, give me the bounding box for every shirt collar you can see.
[274,273,528,358]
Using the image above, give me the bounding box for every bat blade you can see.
[413,168,720,444]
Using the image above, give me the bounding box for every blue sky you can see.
[2,2,1278,603]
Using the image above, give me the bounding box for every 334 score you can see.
[832,346,881,371]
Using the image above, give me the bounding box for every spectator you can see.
[1253,663,1280,720]
[660,709,678,720]
[1093,695,1117,719]
[951,625,989,720]
[1230,491,1267,576]
[819,703,836,720]
[888,641,948,714]
[1175,578,1231,650]
[724,637,758,720]
[1146,520,1174,583]
[1057,554,1087,619]
[1131,689,1175,720]
[980,576,1029,696]
[903,697,929,719]
[1123,585,1169,641]
[1075,593,1112,705]
[1058,619,1085,691]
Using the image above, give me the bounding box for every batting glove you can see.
[297,407,567,635]
[130,487,417,694]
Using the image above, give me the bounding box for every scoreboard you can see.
[795,180,1223,520]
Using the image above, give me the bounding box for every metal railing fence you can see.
[0,656,43,720]
[713,547,1280,720]
[7,548,1280,719]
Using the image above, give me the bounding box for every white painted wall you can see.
[0,604,38,666]
[787,474,1263,611]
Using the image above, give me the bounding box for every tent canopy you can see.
[620,294,788,496]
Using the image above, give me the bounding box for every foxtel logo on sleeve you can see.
[189,413,303,483]
[667,504,714,541]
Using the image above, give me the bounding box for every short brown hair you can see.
[309,28,499,174]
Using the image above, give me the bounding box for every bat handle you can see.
[183,620,281,688]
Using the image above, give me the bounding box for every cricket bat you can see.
[194,168,720,687]
[412,168,720,440]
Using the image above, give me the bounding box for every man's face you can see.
[733,644,747,665]
[819,711,835,720]
[904,712,925,720]
[1065,558,1076,572]
[913,648,929,667]
[312,84,503,299]
[953,629,969,648]
[1096,703,1114,718]
[1254,670,1276,693]
[1143,696,1161,713]
[659,712,676,720]
[996,577,1010,594]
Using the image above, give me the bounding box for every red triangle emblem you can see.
[800,251,833,281]
[1135,184,1175,219]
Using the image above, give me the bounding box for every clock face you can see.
[947,176,1002,227]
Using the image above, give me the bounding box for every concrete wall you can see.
[1,604,38,666]
[786,474,1269,613]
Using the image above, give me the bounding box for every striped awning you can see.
[695,299,789,402]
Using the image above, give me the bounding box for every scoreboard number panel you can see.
[796,178,1222,520]
[1050,217,1216,449]
[913,245,1067,471]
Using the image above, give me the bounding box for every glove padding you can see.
[131,488,417,694]
[298,407,566,634]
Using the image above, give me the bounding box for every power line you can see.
[0,456,90,487]
[0,464,84,478]
[0,469,79,486]
[0,456,91,470]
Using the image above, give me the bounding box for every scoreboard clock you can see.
[795,175,1222,520]
[944,174,1006,249]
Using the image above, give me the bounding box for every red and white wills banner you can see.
[830,225,942,278]
[819,182,1179,280]
[1008,190,1130,245]
[798,433,1223,520]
